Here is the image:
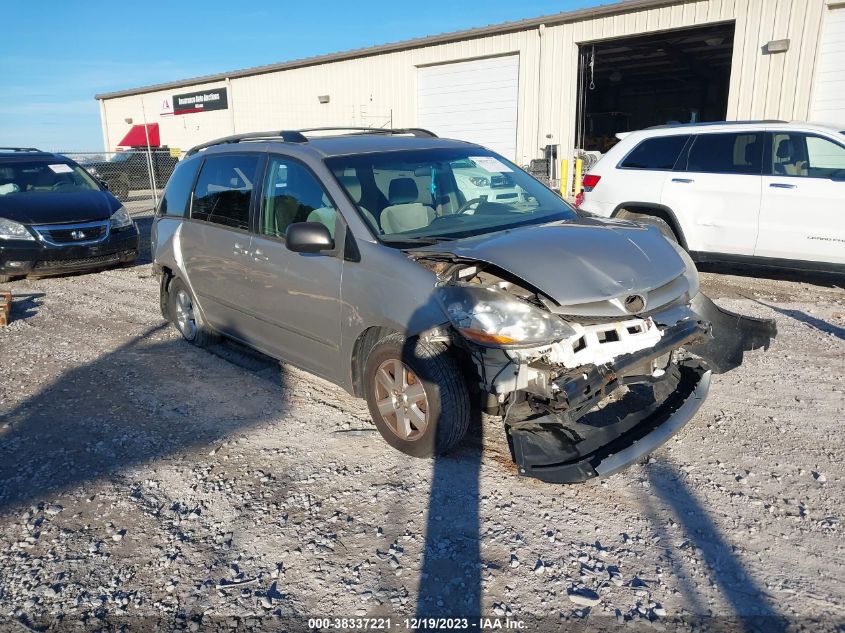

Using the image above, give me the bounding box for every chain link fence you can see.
[58,150,180,218]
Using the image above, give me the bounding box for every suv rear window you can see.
[685,133,762,175]
[158,159,199,217]
[191,155,260,230]
[619,135,689,170]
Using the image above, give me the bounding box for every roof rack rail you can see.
[185,126,439,156]
[647,120,788,129]
[186,131,308,156]
[0,147,43,153]
[296,126,438,138]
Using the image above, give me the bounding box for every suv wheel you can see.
[167,278,218,347]
[623,212,678,243]
[363,334,470,458]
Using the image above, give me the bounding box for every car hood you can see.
[413,217,688,305]
[0,190,120,225]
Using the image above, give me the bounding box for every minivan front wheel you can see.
[167,278,218,347]
[363,334,470,458]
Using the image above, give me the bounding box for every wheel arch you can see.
[612,203,689,250]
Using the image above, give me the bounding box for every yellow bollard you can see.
[573,158,584,196]
[559,159,568,196]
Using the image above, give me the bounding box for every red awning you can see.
[117,123,160,148]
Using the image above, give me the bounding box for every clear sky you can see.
[1,0,603,151]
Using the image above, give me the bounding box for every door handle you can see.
[253,248,269,262]
[769,183,797,189]
[671,178,694,183]
[233,243,248,256]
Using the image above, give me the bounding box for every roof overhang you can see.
[117,124,160,148]
[94,0,687,101]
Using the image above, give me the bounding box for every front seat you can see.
[308,175,380,236]
[379,178,435,234]
[774,139,807,176]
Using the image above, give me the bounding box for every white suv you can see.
[577,121,845,274]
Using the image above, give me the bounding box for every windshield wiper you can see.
[382,235,457,246]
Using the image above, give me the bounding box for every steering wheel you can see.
[456,197,484,215]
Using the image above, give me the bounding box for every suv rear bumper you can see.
[0,227,139,278]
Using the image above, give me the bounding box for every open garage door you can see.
[575,23,735,155]
[417,55,519,159]
[811,6,845,125]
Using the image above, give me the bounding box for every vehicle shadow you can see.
[696,262,844,289]
[644,459,789,632]
[0,324,285,515]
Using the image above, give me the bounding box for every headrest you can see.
[744,141,759,164]
[338,175,362,203]
[388,178,419,205]
[776,139,794,159]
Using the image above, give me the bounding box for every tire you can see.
[363,333,470,458]
[167,278,218,348]
[0,275,15,284]
[629,214,678,243]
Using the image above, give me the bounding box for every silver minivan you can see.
[151,128,775,483]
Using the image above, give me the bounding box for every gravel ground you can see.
[0,217,843,632]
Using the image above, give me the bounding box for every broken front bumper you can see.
[504,294,776,483]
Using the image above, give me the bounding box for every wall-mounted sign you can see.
[160,97,174,116]
[172,87,228,115]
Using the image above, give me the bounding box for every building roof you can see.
[95,0,684,100]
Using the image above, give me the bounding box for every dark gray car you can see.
[151,128,775,483]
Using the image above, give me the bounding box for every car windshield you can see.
[325,148,577,245]
[0,160,101,196]
[110,152,133,162]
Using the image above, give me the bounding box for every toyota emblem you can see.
[624,294,646,314]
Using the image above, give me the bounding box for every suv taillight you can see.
[582,174,601,192]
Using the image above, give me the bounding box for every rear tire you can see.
[622,212,678,243]
[167,278,218,348]
[0,275,15,284]
[363,333,470,458]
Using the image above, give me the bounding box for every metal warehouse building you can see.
[96,0,844,189]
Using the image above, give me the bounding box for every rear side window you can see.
[191,155,260,230]
[619,135,689,170]
[157,159,199,217]
[685,133,762,175]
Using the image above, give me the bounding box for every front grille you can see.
[33,221,109,246]
[34,250,132,270]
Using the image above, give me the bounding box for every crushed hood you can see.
[413,217,688,305]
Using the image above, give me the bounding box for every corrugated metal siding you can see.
[100,0,827,166]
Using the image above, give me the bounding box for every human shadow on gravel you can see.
[0,324,285,514]
[645,460,788,633]
[414,418,483,624]
[755,300,845,341]
[6,291,44,322]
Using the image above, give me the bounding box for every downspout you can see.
[98,98,111,152]
[226,77,236,134]
[537,23,545,170]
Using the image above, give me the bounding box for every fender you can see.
[611,202,689,251]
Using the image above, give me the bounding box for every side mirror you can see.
[285,222,334,253]
[98,179,110,191]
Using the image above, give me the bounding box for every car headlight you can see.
[437,283,576,348]
[668,241,700,299]
[109,206,133,229]
[468,176,490,187]
[0,218,35,241]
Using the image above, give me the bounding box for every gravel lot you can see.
[0,214,843,632]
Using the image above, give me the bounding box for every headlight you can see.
[437,283,576,348]
[109,206,133,229]
[0,218,35,241]
[669,241,700,299]
[468,176,490,187]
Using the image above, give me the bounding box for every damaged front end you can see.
[419,256,776,483]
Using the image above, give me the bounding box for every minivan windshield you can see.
[326,148,577,245]
[0,160,101,196]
